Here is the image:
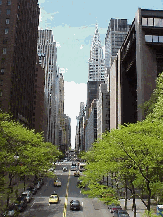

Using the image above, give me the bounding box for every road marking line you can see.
[63,169,70,217]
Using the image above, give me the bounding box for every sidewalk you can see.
[120,199,147,217]
[0,175,34,212]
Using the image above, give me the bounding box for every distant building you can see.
[97,83,110,139]
[37,29,57,143]
[85,99,97,151]
[88,24,106,82]
[105,18,130,72]
[0,0,40,129]
[86,80,104,119]
[33,55,46,135]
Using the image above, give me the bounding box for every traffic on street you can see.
[18,160,113,217]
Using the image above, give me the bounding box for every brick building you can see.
[0,0,40,129]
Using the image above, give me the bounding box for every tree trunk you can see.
[147,179,151,212]
[131,182,136,217]
[111,173,113,188]
[23,175,26,191]
[7,173,13,207]
[107,173,108,186]
[124,179,127,210]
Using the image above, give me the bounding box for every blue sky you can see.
[38,0,163,148]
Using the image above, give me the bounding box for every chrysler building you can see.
[88,24,106,81]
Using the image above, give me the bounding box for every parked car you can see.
[49,193,59,204]
[114,209,129,217]
[21,191,32,203]
[2,204,18,216]
[26,186,37,195]
[63,167,68,172]
[54,179,61,187]
[14,196,27,212]
[70,200,80,211]
[110,205,122,213]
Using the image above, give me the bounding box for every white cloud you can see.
[64,81,87,148]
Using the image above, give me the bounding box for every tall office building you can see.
[88,24,106,81]
[37,29,57,143]
[105,18,129,71]
[0,0,40,129]
[109,8,163,130]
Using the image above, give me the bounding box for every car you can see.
[74,170,80,177]
[49,193,59,204]
[14,196,27,212]
[114,210,129,217]
[21,191,32,203]
[110,205,122,213]
[63,167,68,172]
[2,204,18,216]
[26,186,37,195]
[71,166,77,171]
[54,179,61,187]
[70,200,80,211]
[119,214,130,217]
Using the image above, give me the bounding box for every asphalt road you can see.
[19,161,112,217]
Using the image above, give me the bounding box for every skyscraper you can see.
[88,24,106,81]
[37,29,57,143]
[0,0,40,129]
[105,18,130,71]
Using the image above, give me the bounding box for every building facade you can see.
[105,18,129,72]
[88,24,106,82]
[85,99,97,151]
[37,29,57,143]
[0,0,40,129]
[97,83,110,139]
[110,8,163,129]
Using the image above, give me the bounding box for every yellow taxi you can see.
[49,194,59,204]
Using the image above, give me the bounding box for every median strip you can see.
[63,169,70,217]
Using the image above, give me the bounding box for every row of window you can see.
[0,0,11,5]
[142,17,163,27]
[145,35,163,43]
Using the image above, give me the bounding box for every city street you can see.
[19,162,112,217]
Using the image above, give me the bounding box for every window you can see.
[1,69,4,74]
[6,9,10,15]
[7,0,11,5]
[148,18,153,26]
[3,48,6,54]
[0,91,2,97]
[5,28,9,34]
[154,18,163,27]
[0,0,2,5]
[6,19,9,24]
[0,10,1,14]
[159,36,163,43]
[142,18,147,26]
[153,35,158,42]
[145,35,152,42]
[0,80,3,86]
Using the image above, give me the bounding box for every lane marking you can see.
[63,169,70,217]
